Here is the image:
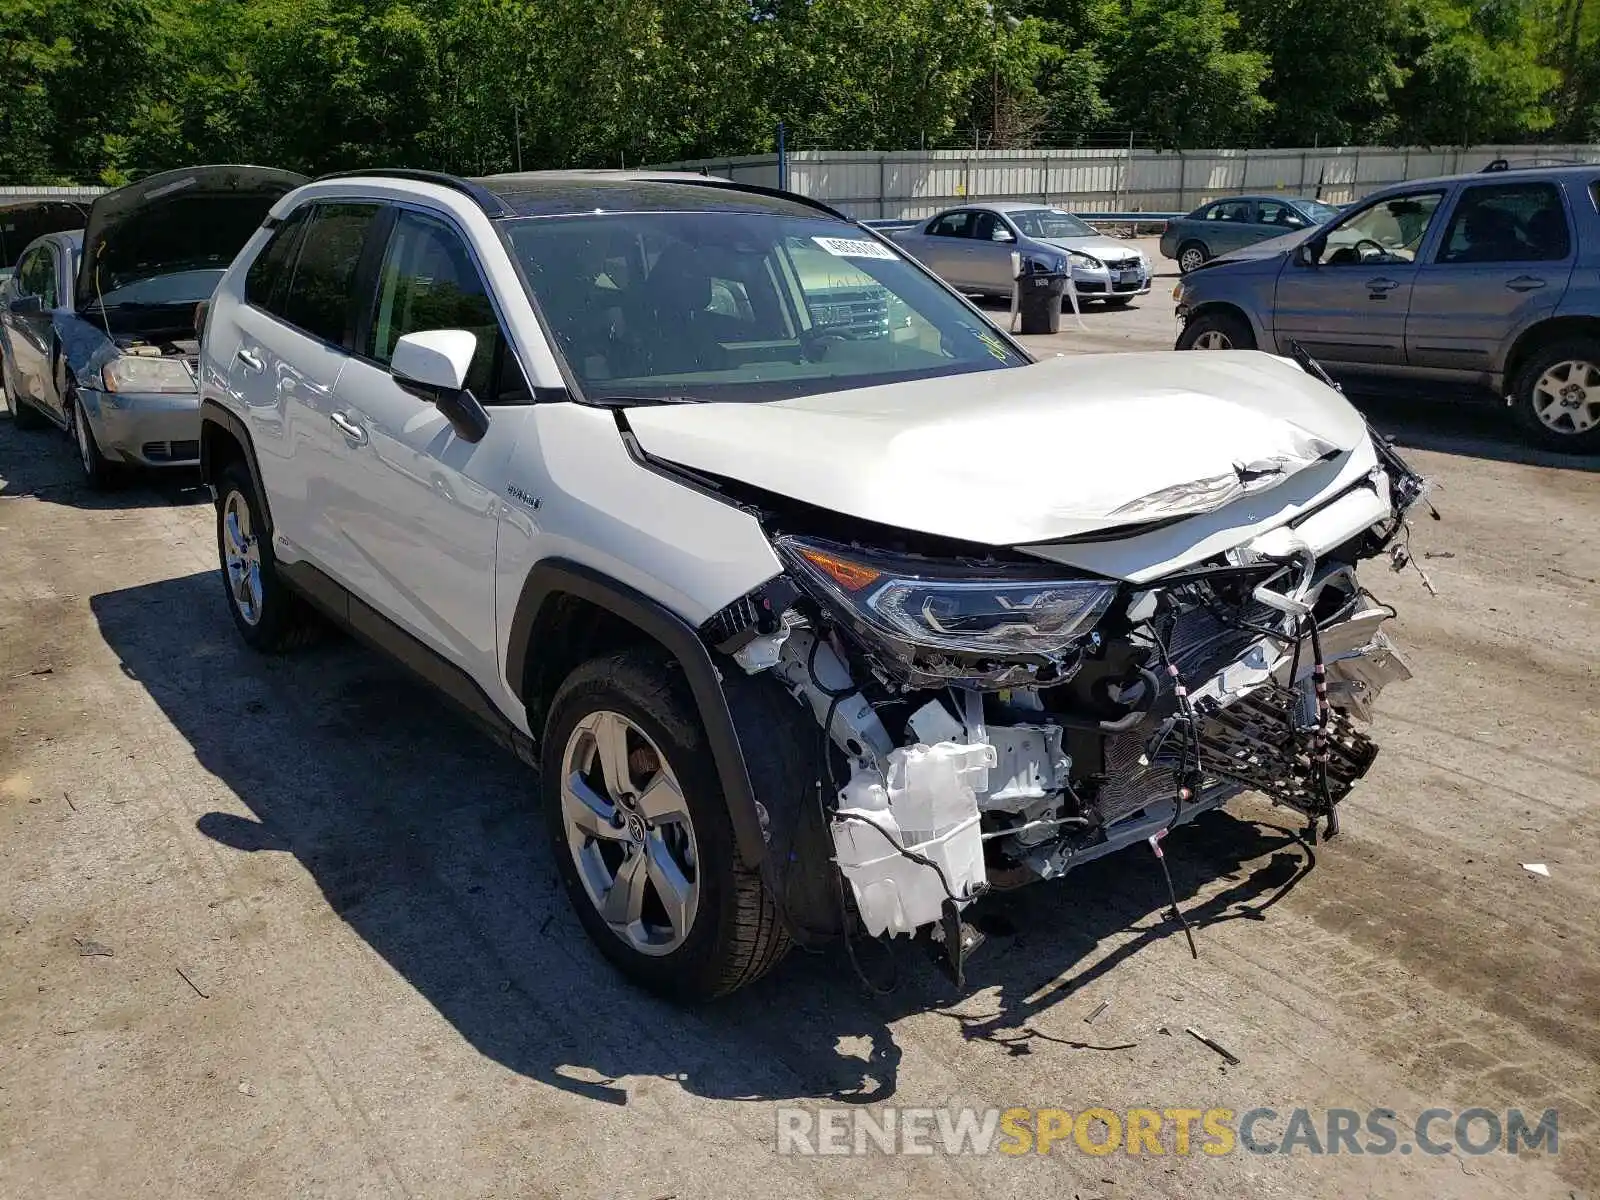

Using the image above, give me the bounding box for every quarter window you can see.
[245,207,310,316]
[366,210,521,402]
[281,202,384,346]
[1437,182,1570,264]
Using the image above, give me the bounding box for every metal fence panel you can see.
[653,144,1600,218]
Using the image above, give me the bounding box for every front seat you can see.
[642,244,728,376]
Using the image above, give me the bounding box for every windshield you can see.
[1299,200,1342,225]
[1007,209,1097,240]
[94,268,224,309]
[500,211,1026,403]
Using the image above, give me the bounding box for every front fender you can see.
[50,312,117,393]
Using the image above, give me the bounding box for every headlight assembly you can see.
[1068,252,1103,271]
[102,354,196,394]
[776,535,1117,685]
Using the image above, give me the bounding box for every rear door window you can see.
[1207,200,1254,223]
[281,202,384,346]
[245,207,310,316]
[1436,182,1570,264]
[927,211,975,238]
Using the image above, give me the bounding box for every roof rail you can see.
[312,168,513,217]
[628,174,854,222]
[1480,155,1590,173]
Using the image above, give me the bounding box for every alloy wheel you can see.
[1530,358,1599,435]
[1192,329,1232,350]
[1179,247,1206,273]
[561,709,700,957]
[221,491,265,626]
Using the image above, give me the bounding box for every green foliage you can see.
[0,0,1589,186]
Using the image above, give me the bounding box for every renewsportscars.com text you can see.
[775,1105,1559,1158]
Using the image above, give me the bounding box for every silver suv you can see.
[1174,164,1600,452]
[198,170,1421,999]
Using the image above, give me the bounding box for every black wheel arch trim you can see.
[200,398,275,536]
[508,558,769,866]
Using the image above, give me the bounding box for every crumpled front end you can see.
[698,426,1428,973]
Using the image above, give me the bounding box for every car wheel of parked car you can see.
[1177,242,1209,274]
[1102,296,1134,308]
[67,390,118,489]
[542,650,790,1001]
[215,461,319,652]
[2,356,45,430]
[1510,341,1600,453]
[1177,311,1255,352]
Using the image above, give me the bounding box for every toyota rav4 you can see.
[199,170,1425,1000]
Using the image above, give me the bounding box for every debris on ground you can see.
[176,967,209,998]
[1423,550,1455,560]
[1185,1026,1241,1066]
[1085,1000,1110,1024]
[63,792,76,813]
[73,938,113,957]
[237,1081,254,1097]
[1521,862,1551,878]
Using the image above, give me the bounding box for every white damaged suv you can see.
[199,170,1424,999]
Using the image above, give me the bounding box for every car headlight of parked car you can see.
[1068,252,1102,271]
[101,354,196,394]
[777,535,1118,665]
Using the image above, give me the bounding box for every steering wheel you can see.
[1353,237,1390,261]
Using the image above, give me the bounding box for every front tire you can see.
[1102,295,1135,308]
[215,461,318,652]
[1509,340,1600,453]
[542,651,789,1000]
[1177,310,1256,351]
[67,389,118,489]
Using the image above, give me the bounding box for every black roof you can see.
[316,167,847,221]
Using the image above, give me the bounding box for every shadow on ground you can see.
[1345,383,1600,473]
[93,569,1318,1108]
[0,412,209,509]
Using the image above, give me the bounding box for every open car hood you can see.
[625,351,1372,548]
[76,165,306,310]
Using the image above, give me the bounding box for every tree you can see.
[1096,0,1272,147]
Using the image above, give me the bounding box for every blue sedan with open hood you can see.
[0,165,305,486]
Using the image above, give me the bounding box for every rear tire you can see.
[215,461,319,652]
[1508,339,1600,453]
[1177,310,1255,351]
[3,356,45,430]
[1177,242,1209,274]
[542,651,790,1000]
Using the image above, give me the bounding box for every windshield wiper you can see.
[581,394,707,408]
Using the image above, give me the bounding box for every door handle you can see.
[1506,276,1547,292]
[330,411,368,446]
[235,348,263,372]
[1365,277,1400,293]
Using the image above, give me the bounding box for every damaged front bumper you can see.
[703,435,1429,973]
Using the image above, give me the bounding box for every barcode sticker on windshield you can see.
[812,236,898,260]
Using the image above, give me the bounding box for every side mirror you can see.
[9,294,42,315]
[994,229,1015,243]
[390,329,490,443]
[1296,239,1324,267]
[193,299,210,340]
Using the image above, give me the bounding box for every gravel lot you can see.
[2,243,1596,1198]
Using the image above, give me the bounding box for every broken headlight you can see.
[777,535,1116,677]
[101,354,195,394]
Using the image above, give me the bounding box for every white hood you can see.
[624,352,1374,550]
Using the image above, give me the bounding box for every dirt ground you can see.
[2,256,1597,1199]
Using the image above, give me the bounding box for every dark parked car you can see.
[1160,195,1343,274]
[0,165,304,484]
[1173,164,1600,451]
